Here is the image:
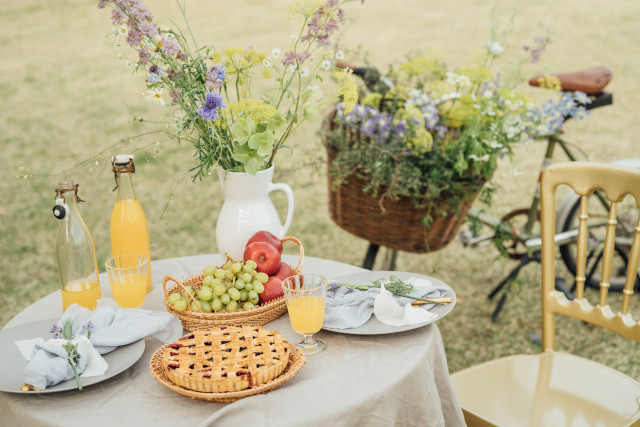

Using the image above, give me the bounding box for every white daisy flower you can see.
[321,60,332,70]
[262,58,271,67]
[335,50,345,60]
[469,154,490,162]
[271,48,281,58]
[487,41,504,56]
[300,67,310,77]
[116,53,123,62]
[145,88,165,105]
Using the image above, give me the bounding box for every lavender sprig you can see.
[49,320,94,391]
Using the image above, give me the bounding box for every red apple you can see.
[259,276,284,304]
[272,262,293,281]
[245,230,283,254]
[244,242,281,275]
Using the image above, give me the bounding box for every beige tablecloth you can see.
[0,254,465,427]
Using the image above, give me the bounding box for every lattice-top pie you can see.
[162,326,291,393]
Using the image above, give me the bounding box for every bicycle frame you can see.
[464,132,584,249]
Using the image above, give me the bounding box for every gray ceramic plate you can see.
[0,319,145,393]
[322,271,456,335]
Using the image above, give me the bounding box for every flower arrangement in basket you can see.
[97,0,363,178]
[162,235,304,331]
[322,34,590,253]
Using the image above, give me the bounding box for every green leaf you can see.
[62,320,73,340]
[267,112,286,137]
[229,116,255,145]
[231,145,265,175]
[248,131,276,157]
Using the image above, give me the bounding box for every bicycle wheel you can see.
[559,192,639,291]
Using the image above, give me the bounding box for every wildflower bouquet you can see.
[323,40,590,223]
[98,0,362,177]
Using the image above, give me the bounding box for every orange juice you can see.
[110,199,151,292]
[61,280,101,311]
[286,295,326,334]
[109,272,146,308]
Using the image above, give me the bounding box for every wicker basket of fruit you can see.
[162,233,304,331]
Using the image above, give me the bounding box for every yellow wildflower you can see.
[224,47,244,58]
[458,66,494,85]
[230,99,278,124]
[211,52,222,63]
[332,69,358,114]
[394,105,424,127]
[408,127,433,154]
[288,0,323,17]
[361,93,382,109]
[444,94,476,128]
[393,52,444,78]
[536,74,562,91]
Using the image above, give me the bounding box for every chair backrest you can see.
[540,162,640,351]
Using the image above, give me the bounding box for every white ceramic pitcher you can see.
[216,166,294,259]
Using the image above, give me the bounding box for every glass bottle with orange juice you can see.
[53,180,101,311]
[110,154,152,292]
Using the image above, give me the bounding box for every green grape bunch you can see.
[167,260,269,313]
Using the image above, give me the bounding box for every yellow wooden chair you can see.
[450,162,640,426]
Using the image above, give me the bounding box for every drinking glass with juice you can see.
[282,274,328,355]
[105,255,147,308]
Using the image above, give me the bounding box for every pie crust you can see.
[162,326,290,393]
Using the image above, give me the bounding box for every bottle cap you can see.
[113,154,134,165]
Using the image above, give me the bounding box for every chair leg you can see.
[362,243,379,270]
[488,252,539,321]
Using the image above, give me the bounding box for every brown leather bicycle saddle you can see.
[529,66,613,95]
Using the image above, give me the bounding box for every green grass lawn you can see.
[2,0,640,379]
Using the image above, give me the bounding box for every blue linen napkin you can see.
[323,277,450,329]
[18,299,183,390]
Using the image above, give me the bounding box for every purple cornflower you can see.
[393,121,407,138]
[206,65,226,90]
[197,92,225,121]
[360,118,376,137]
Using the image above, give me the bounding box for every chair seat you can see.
[450,352,640,427]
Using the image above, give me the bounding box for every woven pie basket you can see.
[162,236,303,331]
[149,342,306,403]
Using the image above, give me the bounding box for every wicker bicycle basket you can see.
[162,237,303,331]
[325,116,483,253]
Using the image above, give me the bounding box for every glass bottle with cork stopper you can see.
[110,154,152,292]
[52,180,102,311]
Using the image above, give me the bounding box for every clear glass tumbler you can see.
[281,274,328,355]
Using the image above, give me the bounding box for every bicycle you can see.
[458,66,640,319]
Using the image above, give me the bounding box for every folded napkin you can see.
[16,299,183,390]
[323,276,450,329]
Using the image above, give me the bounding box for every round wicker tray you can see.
[149,342,306,403]
[162,237,303,331]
